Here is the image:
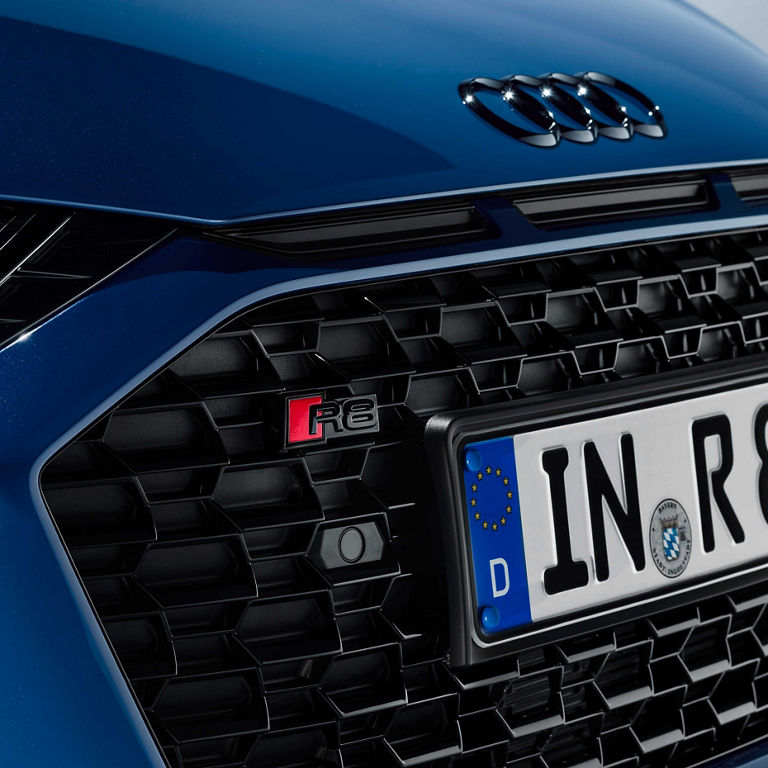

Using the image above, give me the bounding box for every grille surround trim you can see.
[16,172,768,768]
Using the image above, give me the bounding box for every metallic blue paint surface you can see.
[3,194,768,766]
[0,0,766,221]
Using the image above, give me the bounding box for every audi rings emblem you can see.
[459,71,666,148]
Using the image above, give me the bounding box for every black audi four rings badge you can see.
[459,71,666,148]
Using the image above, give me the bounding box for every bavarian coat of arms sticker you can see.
[649,498,692,578]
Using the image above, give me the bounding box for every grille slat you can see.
[41,228,768,767]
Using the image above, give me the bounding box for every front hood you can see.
[2,0,768,222]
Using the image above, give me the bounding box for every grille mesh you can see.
[41,228,768,767]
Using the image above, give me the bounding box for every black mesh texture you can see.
[40,228,768,768]
[0,204,169,348]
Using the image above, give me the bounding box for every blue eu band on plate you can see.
[462,382,768,638]
[463,439,531,631]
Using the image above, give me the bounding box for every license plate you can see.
[435,370,768,658]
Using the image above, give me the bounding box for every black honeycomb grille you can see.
[40,228,768,768]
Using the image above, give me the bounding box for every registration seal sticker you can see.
[649,499,692,578]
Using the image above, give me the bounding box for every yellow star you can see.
[486,466,492,474]
[506,505,512,513]
[470,498,476,506]
[472,484,477,492]
[507,491,513,498]
[496,468,502,476]
[477,472,483,480]
[503,477,509,485]
[474,512,480,520]
[482,521,488,529]
[501,517,507,525]
[492,523,498,531]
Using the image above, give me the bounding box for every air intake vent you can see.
[0,205,170,349]
[512,178,711,228]
[731,168,768,207]
[208,173,724,258]
[207,200,490,256]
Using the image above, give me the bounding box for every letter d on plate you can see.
[490,558,510,597]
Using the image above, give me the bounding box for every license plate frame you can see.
[427,357,768,666]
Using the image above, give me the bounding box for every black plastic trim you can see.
[732,167,768,207]
[205,199,492,256]
[513,179,710,227]
[202,168,752,258]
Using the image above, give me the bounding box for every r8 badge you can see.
[285,393,379,446]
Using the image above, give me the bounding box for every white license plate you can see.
[459,379,768,642]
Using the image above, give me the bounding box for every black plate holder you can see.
[426,355,768,666]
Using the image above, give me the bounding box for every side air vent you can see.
[206,200,490,255]
[512,178,711,228]
[0,205,171,349]
[731,168,768,207]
